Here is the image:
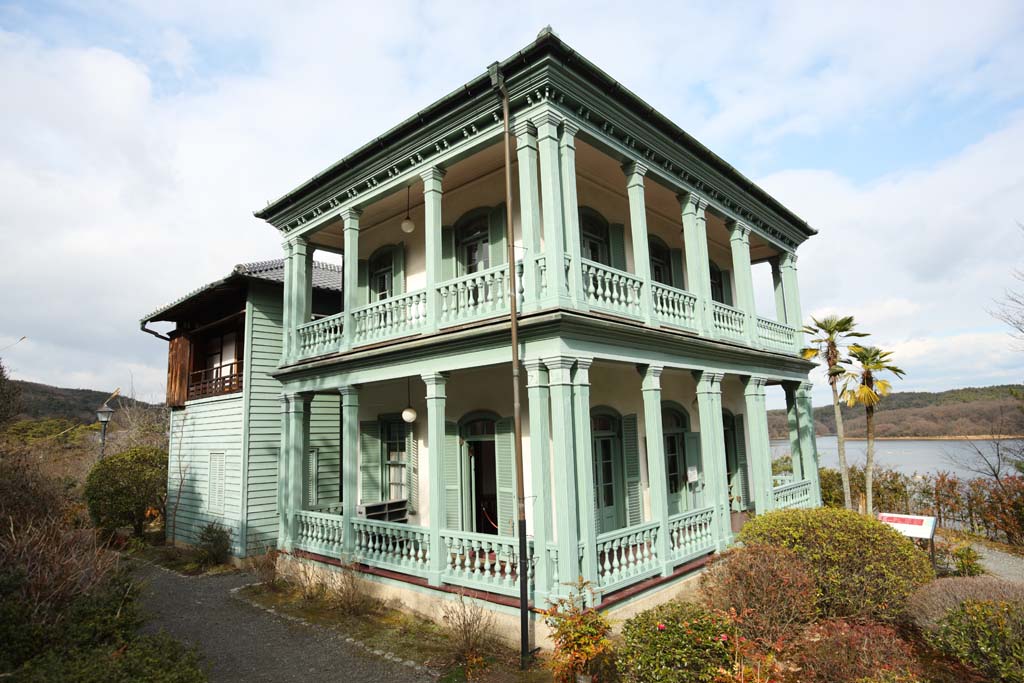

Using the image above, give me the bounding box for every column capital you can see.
[338,385,359,405]
[572,356,594,385]
[419,166,446,189]
[286,233,309,250]
[693,370,724,393]
[678,191,709,215]
[622,160,649,182]
[797,380,815,397]
[532,110,563,137]
[280,391,312,412]
[559,121,580,147]
[513,119,537,144]
[779,251,798,270]
[340,207,362,227]
[543,356,575,384]
[421,372,447,398]
[727,219,751,243]
[640,363,664,391]
[742,375,768,396]
[523,358,549,386]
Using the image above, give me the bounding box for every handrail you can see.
[773,479,813,509]
[187,361,243,400]
[296,313,344,357]
[666,506,715,561]
[437,263,510,324]
[351,517,430,571]
[651,282,699,329]
[439,529,528,595]
[711,300,746,338]
[580,258,643,317]
[350,290,428,343]
[294,509,344,555]
[592,521,660,590]
[757,317,797,352]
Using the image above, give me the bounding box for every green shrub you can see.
[929,600,1024,682]
[616,601,732,683]
[904,576,1024,633]
[739,507,934,621]
[18,632,206,682]
[196,522,232,566]
[699,544,817,644]
[788,619,920,683]
[84,446,167,536]
[544,579,613,682]
[952,545,984,577]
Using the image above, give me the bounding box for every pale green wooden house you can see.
[144,29,821,617]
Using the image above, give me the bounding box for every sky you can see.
[0,0,1022,408]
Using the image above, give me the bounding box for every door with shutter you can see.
[622,414,643,527]
[733,417,750,511]
[684,432,704,508]
[359,421,381,504]
[405,427,418,514]
[443,421,462,530]
[494,417,516,537]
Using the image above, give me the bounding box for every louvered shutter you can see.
[441,226,455,279]
[609,223,626,271]
[208,451,226,514]
[670,248,685,290]
[495,417,516,537]
[405,425,418,513]
[443,421,462,530]
[684,432,703,508]
[306,447,319,508]
[357,260,369,306]
[622,414,642,526]
[721,269,734,306]
[734,418,750,511]
[392,243,405,296]
[488,204,507,267]
[359,421,381,504]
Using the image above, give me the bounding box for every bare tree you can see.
[945,409,1024,488]
[994,222,1024,343]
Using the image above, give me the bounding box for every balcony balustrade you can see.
[288,253,799,362]
[187,361,243,401]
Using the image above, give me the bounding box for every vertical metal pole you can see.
[492,64,530,670]
[99,422,108,460]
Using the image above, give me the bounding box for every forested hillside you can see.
[12,380,157,422]
[767,384,1024,439]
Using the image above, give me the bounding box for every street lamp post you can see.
[96,403,114,459]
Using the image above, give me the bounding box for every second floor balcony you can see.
[277,115,807,367]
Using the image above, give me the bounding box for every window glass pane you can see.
[603,482,614,506]
[465,419,495,437]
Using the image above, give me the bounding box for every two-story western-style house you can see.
[144,29,821,629]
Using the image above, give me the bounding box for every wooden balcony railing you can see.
[187,362,243,401]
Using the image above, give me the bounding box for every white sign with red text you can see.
[877,513,937,540]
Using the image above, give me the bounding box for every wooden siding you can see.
[167,395,244,552]
[244,282,339,554]
[166,335,191,408]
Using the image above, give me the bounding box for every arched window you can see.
[662,405,690,497]
[580,211,610,265]
[709,261,731,304]
[649,237,671,286]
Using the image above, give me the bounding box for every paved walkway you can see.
[973,543,1024,582]
[134,564,435,683]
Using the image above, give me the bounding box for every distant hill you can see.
[12,380,158,423]
[768,384,1024,439]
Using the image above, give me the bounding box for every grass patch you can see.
[125,543,237,576]
[241,582,552,682]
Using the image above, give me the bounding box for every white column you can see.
[641,365,671,576]
[422,372,447,585]
[524,359,552,601]
[515,121,542,308]
[742,376,774,513]
[279,391,311,551]
[560,121,585,309]
[421,167,445,332]
[728,220,758,345]
[779,251,804,350]
[572,357,598,589]
[341,209,361,351]
[536,113,569,306]
[624,161,654,325]
[694,370,731,549]
[339,385,359,560]
[796,381,822,506]
[545,356,580,597]
[680,192,713,334]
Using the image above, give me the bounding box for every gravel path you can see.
[134,564,435,683]
[973,543,1024,583]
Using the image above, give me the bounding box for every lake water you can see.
[770,436,1016,479]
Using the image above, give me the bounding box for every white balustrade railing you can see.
[437,264,510,325]
[757,317,797,352]
[439,530,527,595]
[772,473,794,488]
[535,255,548,298]
[667,506,716,563]
[580,259,644,318]
[296,313,344,358]
[545,542,560,590]
[592,522,660,591]
[350,290,428,344]
[711,301,746,338]
[772,479,813,509]
[351,518,430,573]
[294,510,344,556]
[652,283,699,329]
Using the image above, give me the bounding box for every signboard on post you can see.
[877,513,937,540]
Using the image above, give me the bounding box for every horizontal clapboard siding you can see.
[167,395,244,553]
[245,283,340,554]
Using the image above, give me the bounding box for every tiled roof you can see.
[141,258,341,324]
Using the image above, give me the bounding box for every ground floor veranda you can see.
[276,343,821,606]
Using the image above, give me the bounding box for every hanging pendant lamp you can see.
[400,186,415,234]
[401,376,417,423]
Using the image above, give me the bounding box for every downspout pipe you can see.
[490,61,531,670]
[140,322,171,342]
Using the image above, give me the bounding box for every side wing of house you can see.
[243,281,340,555]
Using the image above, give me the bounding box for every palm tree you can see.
[801,315,868,510]
[841,345,905,515]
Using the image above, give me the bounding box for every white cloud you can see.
[0,2,1022,403]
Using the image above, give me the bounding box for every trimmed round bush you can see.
[905,576,1024,633]
[739,507,933,621]
[788,619,920,683]
[84,446,167,537]
[929,600,1024,682]
[616,601,733,683]
[699,543,817,644]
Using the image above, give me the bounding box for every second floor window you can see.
[457,222,490,275]
[369,250,394,301]
[649,237,671,286]
[202,330,238,376]
[581,217,610,265]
